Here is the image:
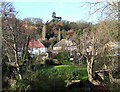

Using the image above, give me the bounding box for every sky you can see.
[13,1,101,24]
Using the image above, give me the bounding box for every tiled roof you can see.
[28,39,45,48]
[53,39,67,47]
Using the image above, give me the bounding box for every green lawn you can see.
[37,64,88,81]
[9,64,88,91]
[31,64,88,91]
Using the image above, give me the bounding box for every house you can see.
[106,41,120,49]
[17,39,48,59]
[105,41,120,55]
[28,39,47,56]
[53,38,78,54]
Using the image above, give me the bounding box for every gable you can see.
[53,39,66,47]
[29,39,45,48]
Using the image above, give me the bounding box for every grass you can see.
[38,64,88,81]
[5,63,88,91]
[32,64,88,91]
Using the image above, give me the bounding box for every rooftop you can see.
[28,39,45,48]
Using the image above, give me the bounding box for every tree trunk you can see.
[87,57,94,82]
[13,34,22,80]
[42,24,46,41]
[87,56,100,85]
[6,52,12,62]
[14,49,22,79]
[58,27,61,41]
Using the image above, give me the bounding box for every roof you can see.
[53,39,67,47]
[28,39,45,48]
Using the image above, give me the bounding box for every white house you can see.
[53,38,77,54]
[28,39,47,56]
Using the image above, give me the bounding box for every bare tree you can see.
[78,1,119,85]
[79,19,119,85]
[1,1,22,79]
[83,1,118,20]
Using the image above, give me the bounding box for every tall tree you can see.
[42,24,47,40]
[56,21,64,41]
[1,1,23,79]
[79,20,119,85]
[78,1,119,85]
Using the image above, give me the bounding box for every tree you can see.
[22,17,43,35]
[77,29,83,43]
[76,21,90,30]
[42,24,47,40]
[22,18,39,40]
[61,30,67,39]
[78,19,119,85]
[57,51,70,65]
[79,1,119,85]
[1,1,23,79]
[69,22,78,31]
[56,21,64,41]
[67,29,75,36]
[83,1,118,20]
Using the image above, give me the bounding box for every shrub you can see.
[57,51,71,65]
[44,59,54,66]
[59,60,72,65]
[31,70,66,91]
[66,71,81,80]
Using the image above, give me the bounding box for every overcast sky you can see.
[13,1,102,24]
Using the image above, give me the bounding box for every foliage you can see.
[76,21,90,30]
[92,27,96,31]
[61,30,67,39]
[67,29,75,36]
[77,29,83,41]
[4,64,87,91]
[41,40,52,48]
[44,59,54,66]
[51,19,59,24]
[57,51,71,65]
[70,22,78,30]
[34,55,42,62]
[49,37,57,48]
[36,65,87,83]
[21,36,31,65]
[2,57,12,89]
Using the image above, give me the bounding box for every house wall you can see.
[53,46,62,50]
[28,47,47,55]
[66,40,72,46]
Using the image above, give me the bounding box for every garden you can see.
[17,63,88,91]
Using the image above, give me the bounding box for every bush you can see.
[44,59,54,66]
[57,51,71,65]
[4,64,87,91]
[59,60,72,65]
[31,70,66,91]
[66,71,81,80]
